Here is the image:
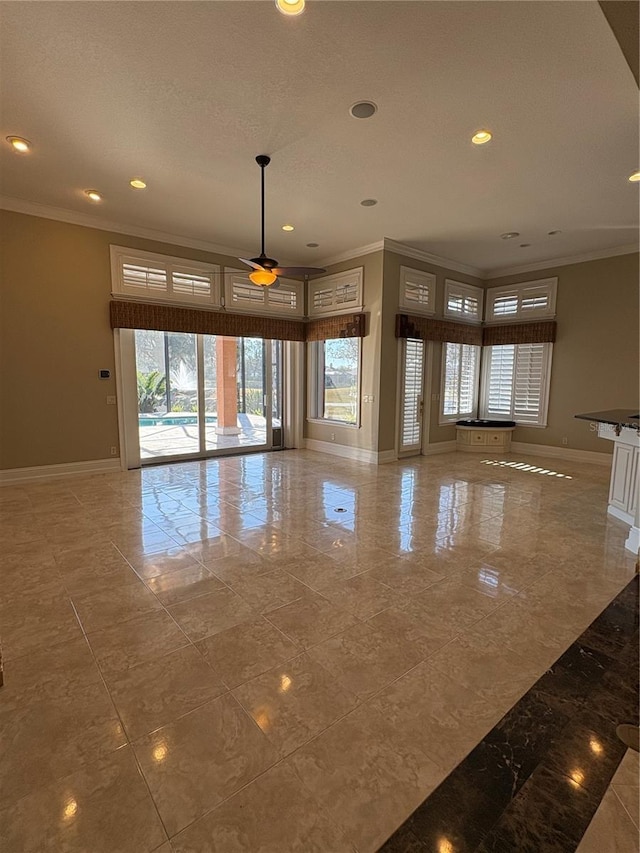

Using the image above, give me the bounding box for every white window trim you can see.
[307,268,363,318]
[479,342,553,427]
[443,279,484,324]
[485,277,557,323]
[307,339,362,428]
[398,266,436,316]
[439,342,481,425]
[224,269,304,318]
[110,245,221,309]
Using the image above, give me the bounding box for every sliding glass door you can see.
[133,331,281,463]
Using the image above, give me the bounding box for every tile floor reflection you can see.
[0,449,636,852]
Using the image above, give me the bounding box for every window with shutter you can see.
[400,339,424,450]
[485,278,557,322]
[480,343,552,426]
[444,280,483,322]
[111,246,221,307]
[225,273,303,317]
[398,267,435,315]
[307,269,363,317]
[440,342,480,422]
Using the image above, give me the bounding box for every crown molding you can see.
[317,240,385,268]
[0,195,252,261]
[3,195,636,281]
[485,242,639,279]
[382,237,486,279]
[317,237,485,278]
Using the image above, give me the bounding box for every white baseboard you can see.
[304,439,396,465]
[510,441,611,467]
[608,504,634,526]
[422,441,457,456]
[0,458,122,485]
[625,525,640,554]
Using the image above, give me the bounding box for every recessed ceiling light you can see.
[6,136,31,153]
[472,130,492,145]
[306,242,319,248]
[130,178,146,189]
[520,243,531,248]
[84,189,103,202]
[548,230,562,236]
[275,0,305,16]
[500,232,519,239]
[360,198,378,207]
[281,224,294,231]
[629,170,640,182]
[350,101,378,119]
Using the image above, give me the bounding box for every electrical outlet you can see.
[562,437,568,445]
[110,446,118,456]
[331,432,335,441]
[106,396,116,405]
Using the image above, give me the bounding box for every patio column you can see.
[215,336,240,435]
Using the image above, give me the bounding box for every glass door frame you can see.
[115,329,284,469]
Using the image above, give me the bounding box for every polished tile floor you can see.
[0,449,636,852]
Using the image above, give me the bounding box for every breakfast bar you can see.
[575,409,640,553]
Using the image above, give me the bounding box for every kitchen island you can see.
[575,409,639,553]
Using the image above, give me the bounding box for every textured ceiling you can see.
[0,0,637,274]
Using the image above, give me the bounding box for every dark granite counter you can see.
[575,409,640,430]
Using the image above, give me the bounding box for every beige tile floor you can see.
[576,748,639,852]
[0,449,636,852]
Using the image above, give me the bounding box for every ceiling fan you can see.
[239,155,326,287]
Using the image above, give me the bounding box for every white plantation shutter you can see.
[171,266,212,299]
[225,274,303,317]
[308,269,363,317]
[485,346,516,417]
[486,278,557,322]
[481,344,552,425]
[400,339,424,450]
[231,279,266,307]
[122,262,168,293]
[444,280,483,322]
[492,293,519,318]
[441,343,479,420]
[399,267,435,315]
[111,247,220,307]
[513,344,547,423]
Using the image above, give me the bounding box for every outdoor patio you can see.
[139,413,268,459]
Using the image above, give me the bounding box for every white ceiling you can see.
[1,0,637,275]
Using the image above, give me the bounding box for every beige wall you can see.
[0,210,240,469]
[2,208,636,470]
[379,251,484,452]
[486,252,640,454]
[304,251,384,453]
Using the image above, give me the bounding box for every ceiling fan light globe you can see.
[275,0,305,16]
[249,269,278,287]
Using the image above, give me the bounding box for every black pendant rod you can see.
[256,155,271,258]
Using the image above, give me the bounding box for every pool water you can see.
[139,415,217,426]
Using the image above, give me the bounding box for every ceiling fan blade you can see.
[238,258,265,271]
[271,266,327,277]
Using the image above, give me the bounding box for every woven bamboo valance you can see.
[110,300,306,341]
[110,301,368,343]
[306,313,366,342]
[483,321,557,346]
[395,314,483,346]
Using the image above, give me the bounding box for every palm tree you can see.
[137,371,167,413]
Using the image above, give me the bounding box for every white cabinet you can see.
[596,424,640,548]
[456,426,515,453]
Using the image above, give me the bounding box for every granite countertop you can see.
[574,409,640,429]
